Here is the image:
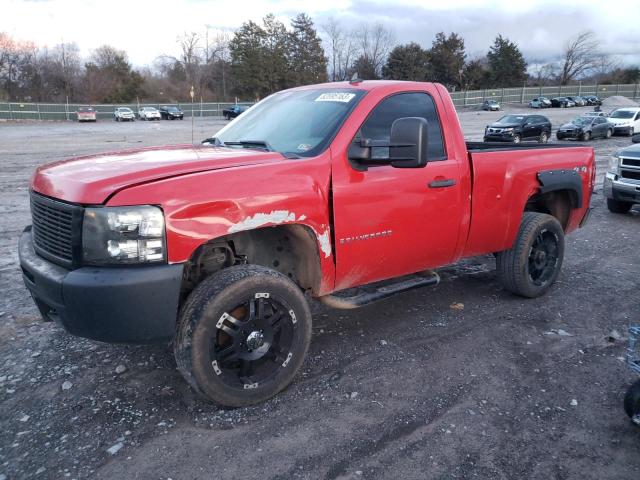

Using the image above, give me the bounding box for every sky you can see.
[2,0,639,69]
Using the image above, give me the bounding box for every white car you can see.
[114,107,135,122]
[138,107,161,121]
[608,108,640,136]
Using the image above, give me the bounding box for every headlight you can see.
[82,206,166,265]
[608,155,620,175]
[503,127,514,133]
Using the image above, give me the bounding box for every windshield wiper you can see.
[222,140,274,152]
[201,137,223,146]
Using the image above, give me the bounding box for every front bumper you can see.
[19,228,183,344]
[603,174,640,204]
[557,129,581,139]
[613,126,633,135]
[483,133,517,142]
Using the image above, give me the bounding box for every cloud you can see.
[1,0,639,67]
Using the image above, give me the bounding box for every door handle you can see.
[428,179,456,188]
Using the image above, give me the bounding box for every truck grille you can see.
[621,169,640,181]
[30,192,83,268]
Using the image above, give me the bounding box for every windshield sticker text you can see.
[315,93,356,103]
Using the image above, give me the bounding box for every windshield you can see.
[570,117,590,126]
[118,108,132,113]
[167,106,179,112]
[610,110,635,119]
[215,88,366,157]
[496,115,525,124]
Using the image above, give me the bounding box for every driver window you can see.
[359,92,446,160]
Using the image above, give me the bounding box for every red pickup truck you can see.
[19,81,594,406]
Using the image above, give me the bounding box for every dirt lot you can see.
[1,106,639,480]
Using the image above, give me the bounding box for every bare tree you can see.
[354,22,394,78]
[178,32,204,92]
[321,18,358,81]
[529,60,558,86]
[559,31,599,85]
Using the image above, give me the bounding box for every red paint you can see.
[30,81,594,296]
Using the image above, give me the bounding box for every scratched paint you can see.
[228,210,298,233]
[317,229,332,258]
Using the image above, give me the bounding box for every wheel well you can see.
[524,190,572,230]
[180,224,322,299]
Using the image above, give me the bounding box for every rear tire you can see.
[624,379,640,425]
[496,212,565,298]
[539,132,549,143]
[174,265,312,407]
[606,198,633,214]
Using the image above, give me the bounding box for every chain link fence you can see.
[1,83,639,121]
[0,101,254,121]
[450,83,640,108]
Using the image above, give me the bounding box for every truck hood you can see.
[32,145,284,204]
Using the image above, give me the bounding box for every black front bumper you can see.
[483,133,517,142]
[19,228,184,344]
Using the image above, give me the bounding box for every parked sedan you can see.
[484,114,552,144]
[114,107,135,122]
[138,107,161,121]
[551,97,576,108]
[529,97,552,109]
[481,100,500,111]
[608,108,640,136]
[222,105,248,120]
[566,96,586,106]
[159,105,184,120]
[584,95,602,106]
[556,116,614,141]
[76,106,97,122]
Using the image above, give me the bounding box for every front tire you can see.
[624,379,640,425]
[606,129,612,139]
[174,265,312,407]
[607,198,633,214]
[512,134,521,144]
[496,212,565,298]
[582,131,591,141]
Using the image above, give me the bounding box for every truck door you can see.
[331,91,464,290]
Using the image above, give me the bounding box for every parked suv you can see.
[608,108,640,136]
[604,142,640,213]
[114,107,135,122]
[138,107,161,121]
[484,114,552,143]
[159,105,184,120]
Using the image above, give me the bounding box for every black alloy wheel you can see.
[527,229,560,288]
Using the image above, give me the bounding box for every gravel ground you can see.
[1,105,639,480]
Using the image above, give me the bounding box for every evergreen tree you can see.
[229,20,268,99]
[261,14,290,93]
[429,32,466,89]
[487,35,527,87]
[382,42,430,81]
[288,13,327,86]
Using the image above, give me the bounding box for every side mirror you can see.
[348,117,429,170]
[388,117,429,168]
[632,133,640,144]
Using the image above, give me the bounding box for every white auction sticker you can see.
[315,92,356,103]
